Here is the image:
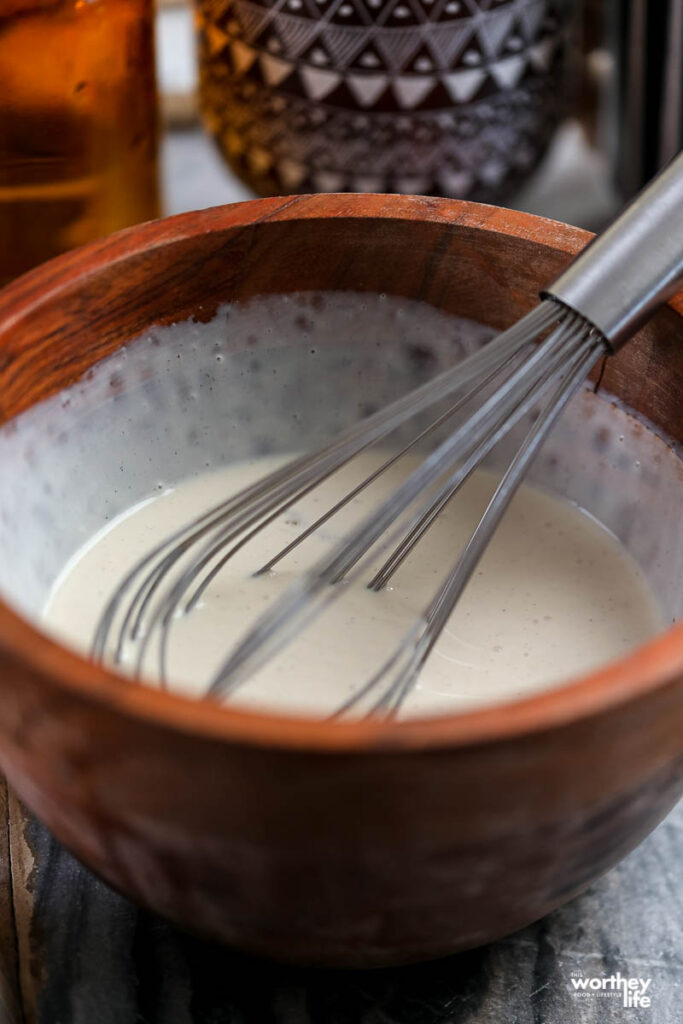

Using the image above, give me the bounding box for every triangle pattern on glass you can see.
[352,174,386,191]
[404,43,438,74]
[354,0,392,21]
[277,68,312,98]
[300,0,340,14]
[437,168,475,195]
[436,0,475,20]
[519,0,547,42]
[529,35,557,72]
[203,22,231,57]
[345,71,391,106]
[453,32,487,69]
[201,0,230,10]
[246,145,273,175]
[375,29,424,73]
[323,79,364,106]
[277,159,308,189]
[300,65,344,99]
[392,75,438,108]
[252,22,286,55]
[329,0,372,26]
[417,80,454,109]
[477,6,517,58]
[347,40,386,71]
[319,25,370,67]
[488,53,526,88]
[259,52,294,85]
[230,39,259,75]
[477,0,516,10]
[443,66,486,101]
[274,15,324,59]
[312,170,347,191]
[233,2,274,43]
[541,3,561,33]
[214,4,243,38]
[378,0,423,28]
[299,37,337,67]
[479,158,509,187]
[206,0,231,23]
[498,16,527,57]
[426,23,474,68]
[395,176,430,193]
[226,0,269,15]
[409,0,441,20]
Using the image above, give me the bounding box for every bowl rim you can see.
[1,192,682,753]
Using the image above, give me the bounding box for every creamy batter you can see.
[43,452,662,717]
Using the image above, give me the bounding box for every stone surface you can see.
[3,796,681,1023]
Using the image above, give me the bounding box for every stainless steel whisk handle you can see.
[544,150,683,352]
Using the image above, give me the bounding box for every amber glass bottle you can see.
[0,0,159,287]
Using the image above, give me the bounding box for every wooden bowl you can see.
[0,195,681,968]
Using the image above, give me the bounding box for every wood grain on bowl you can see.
[0,195,681,966]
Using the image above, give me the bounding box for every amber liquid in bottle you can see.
[0,0,159,287]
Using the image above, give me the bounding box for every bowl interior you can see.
[0,198,681,719]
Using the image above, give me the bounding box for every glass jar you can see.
[195,0,577,202]
[0,0,159,287]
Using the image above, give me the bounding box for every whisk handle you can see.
[544,149,683,351]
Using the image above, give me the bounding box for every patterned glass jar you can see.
[195,0,574,201]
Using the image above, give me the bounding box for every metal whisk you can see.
[94,152,683,716]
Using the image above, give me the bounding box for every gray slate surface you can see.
[22,799,683,1024]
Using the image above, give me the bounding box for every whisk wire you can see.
[95,302,555,667]
[91,148,683,713]
[206,305,595,699]
[93,301,605,717]
[339,331,604,716]
[254,348,524,578]
[368,314,594,590]
[174,344,525,623]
